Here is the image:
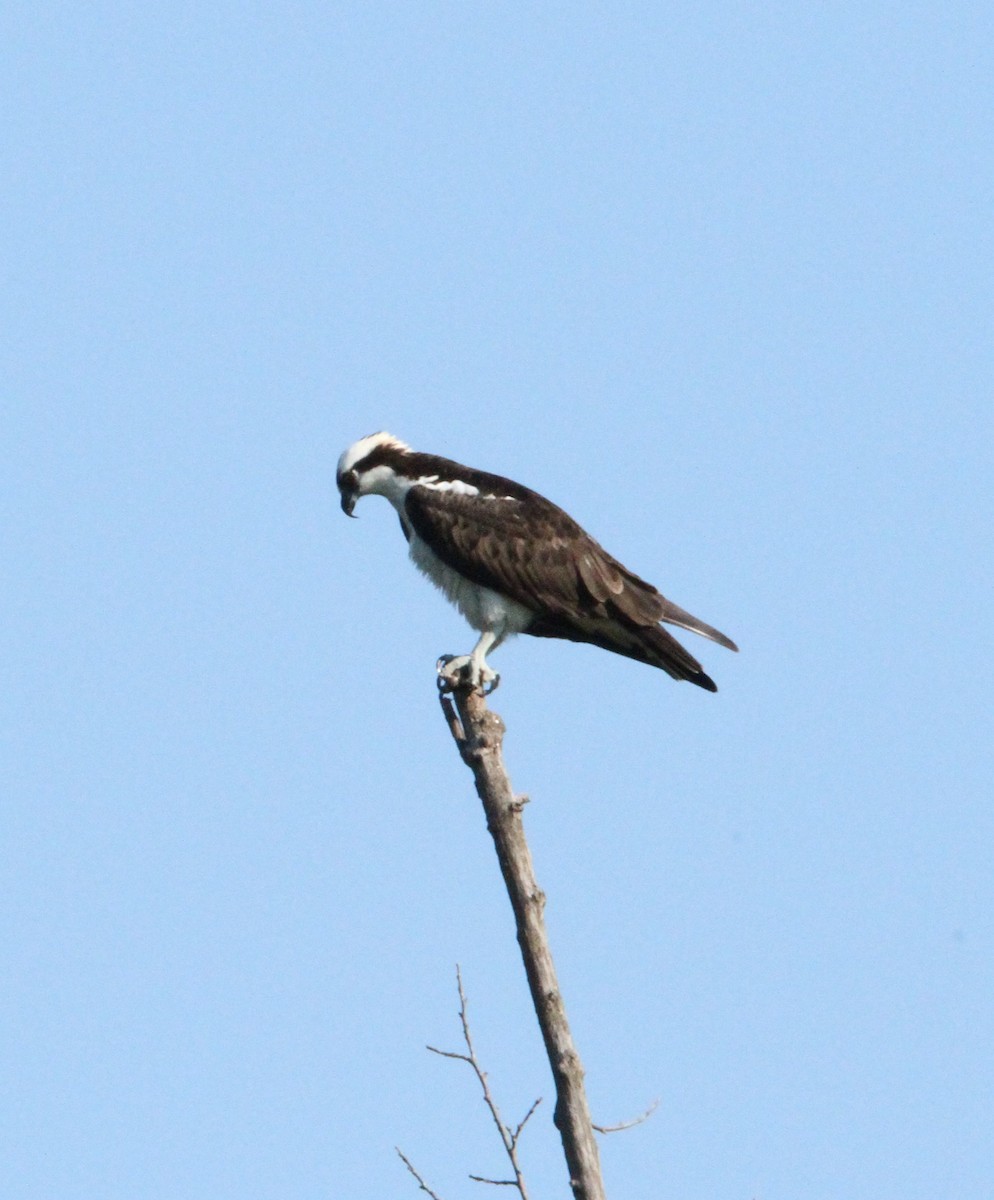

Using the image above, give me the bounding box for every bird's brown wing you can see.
[403,485,736,647]
[405,486,633,613]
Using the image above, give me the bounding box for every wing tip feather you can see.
[690,670,719,693]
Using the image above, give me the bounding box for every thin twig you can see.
[426,1045,473,1064]
[592,1099,660,1134]
[396,1147,446,1200]
[428,966,534,1199]
[511,1097,542,1147]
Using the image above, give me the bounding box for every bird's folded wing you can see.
[403,486,668,627]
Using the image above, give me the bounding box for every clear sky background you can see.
[3,4,992,1198]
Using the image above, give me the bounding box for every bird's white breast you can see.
[407,533,532,636]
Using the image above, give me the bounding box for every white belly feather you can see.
[408,533,533,636]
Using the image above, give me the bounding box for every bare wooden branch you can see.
[427,966,533,1199]
[438,682,608,1200]
[592,1099,659,1134]
[396,1147,446,1200]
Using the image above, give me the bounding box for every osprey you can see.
[337,432,737,693]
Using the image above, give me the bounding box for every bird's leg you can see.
[436,630,501,694]
[469,630,501,694]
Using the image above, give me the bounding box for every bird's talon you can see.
[437,654,472,692]
[436,654,498,694]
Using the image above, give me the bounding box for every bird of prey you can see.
[337,431,737,693]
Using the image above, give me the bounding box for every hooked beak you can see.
[338,470,359,517]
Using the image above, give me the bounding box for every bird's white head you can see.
[336,431,413,516]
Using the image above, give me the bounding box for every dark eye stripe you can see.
[353,444,398,473]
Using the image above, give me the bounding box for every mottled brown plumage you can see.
[403,469,737,691]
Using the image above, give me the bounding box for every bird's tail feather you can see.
[658,599,738,652]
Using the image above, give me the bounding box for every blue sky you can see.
[3,4,992,1198]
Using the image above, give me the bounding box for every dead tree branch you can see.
[438,681,607,1200]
